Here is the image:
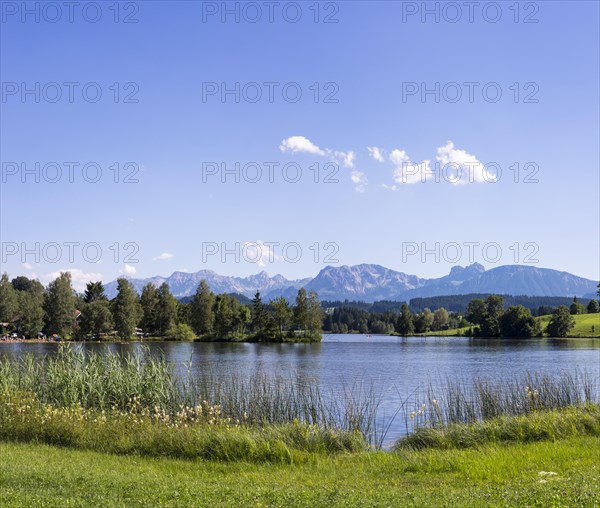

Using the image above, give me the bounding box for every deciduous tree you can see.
[190,280,214,336]
[546,306,575,338]
[43,272,76,338]
[396,304,414,335]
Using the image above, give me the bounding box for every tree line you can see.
[0,273,322,342]
[408,294,597,316]
[1,272,598,340]
[324,306,467,334]
[396,294,598,338]
[328,292,599,338]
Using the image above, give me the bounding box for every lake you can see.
[2,334,599,446]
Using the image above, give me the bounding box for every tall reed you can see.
[405,370,599,430]
[0,346,385,445]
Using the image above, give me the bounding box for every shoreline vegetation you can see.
[1,272,599,342]
[0,347,597,457]
[2,313,598,343]
[410,312,600,339]
[0,346,598,504]
[0,273,323,344]
[2,333,599,345]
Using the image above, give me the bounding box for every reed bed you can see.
[397,370,600,450]
[0,346,383,449]
[396,404,600,450]
[406,370,599,429]
[1,346,598,459]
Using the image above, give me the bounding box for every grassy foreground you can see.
[1,436,599,507]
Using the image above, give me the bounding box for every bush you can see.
[167,323,196,341]
[546,306,575,337]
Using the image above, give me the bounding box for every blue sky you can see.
[1,1,598,290]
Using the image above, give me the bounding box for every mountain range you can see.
[104,263,598,302]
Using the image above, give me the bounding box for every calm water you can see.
[2,335,599,445]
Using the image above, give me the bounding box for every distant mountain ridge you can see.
[104,263,598,302]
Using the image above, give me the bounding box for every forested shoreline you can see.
[0,273,322,342]
[1,272,598,341]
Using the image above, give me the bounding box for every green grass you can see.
[1,437,598,507]
[397,404,600,450]
[537,313,600,338]
[0,392,367,463]
[419,312,600,338]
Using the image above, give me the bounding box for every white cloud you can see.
[121,264,137,276]
[336,150,355,168]
[44,268,104,292]
[436,141,497,184]
[153,252,174,261]
[367,146,385,163]
[22,262,33,270]
[389,149,432,185]
[351,170,368,193]
[389,149,410,167]
[242,240,280,268]
[279,136,361,190]
[279,136,325,156]
[280,137,496,190]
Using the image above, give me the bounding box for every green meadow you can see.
[1,435,598,507]
[420,312,600,338]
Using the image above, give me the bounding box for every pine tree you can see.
[251,291,267,337]
[139,283,159,336]
[83,281,106,303]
